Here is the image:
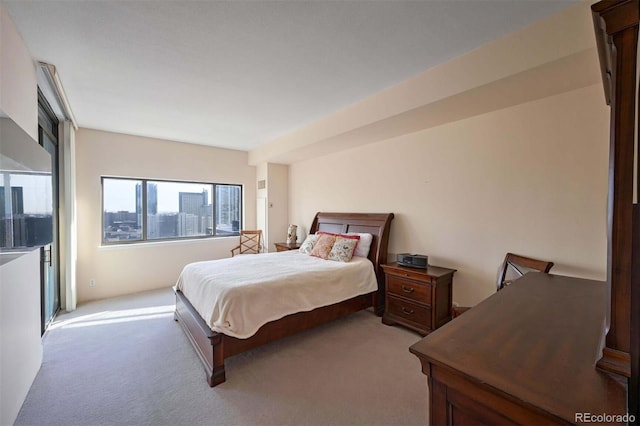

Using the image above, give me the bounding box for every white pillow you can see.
[299,234,319,255]
[347,233,373,257]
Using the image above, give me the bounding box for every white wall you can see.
[75,128,256,302]
[0,251,43,426]
[0,5,37,139]
[0,5,42,425]
[289,84,609,306]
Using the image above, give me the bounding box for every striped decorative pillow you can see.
[309,234,337,259]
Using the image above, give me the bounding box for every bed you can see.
[173,212,394,387]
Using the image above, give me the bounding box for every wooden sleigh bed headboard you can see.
[309,212,395,314]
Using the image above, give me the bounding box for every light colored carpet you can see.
[15,288,429,426]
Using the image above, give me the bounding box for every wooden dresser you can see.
[381,263,455,336]
[409,273,627,425]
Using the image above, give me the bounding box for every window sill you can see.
[99,236,237,250]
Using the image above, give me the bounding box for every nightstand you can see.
[274,242,301,252]
[381,262,456,336]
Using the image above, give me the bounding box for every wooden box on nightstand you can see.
[381,262,456,336]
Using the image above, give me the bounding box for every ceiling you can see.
[2,0,578,152]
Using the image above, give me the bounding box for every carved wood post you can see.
[591,0,639,378]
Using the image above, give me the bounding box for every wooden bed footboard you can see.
[174,289,227,386]
[174,212,394,387]
[174,288,375,387]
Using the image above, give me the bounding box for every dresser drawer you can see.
[386,295,431,329]
[387,275,431,305]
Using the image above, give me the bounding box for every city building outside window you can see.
[102,177,242,244]
[1,171,53,249]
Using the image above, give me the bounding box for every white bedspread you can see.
[175,250,378,339]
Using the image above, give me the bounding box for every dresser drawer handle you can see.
[401,285,415,294]
[401,307,415,315]
[403,273,409,277]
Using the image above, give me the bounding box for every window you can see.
[102,177,242,244]
[1,171,53,249]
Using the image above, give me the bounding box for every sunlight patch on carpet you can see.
[49,305,175,329]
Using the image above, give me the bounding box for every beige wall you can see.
[75,128,256,302]
[266,163,289,250]
[256,162,268,247]
[289,84,609,306]
[255,162,289,251]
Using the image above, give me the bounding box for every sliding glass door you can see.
[38,93,60,333]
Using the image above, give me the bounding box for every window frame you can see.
[101,176,243,245]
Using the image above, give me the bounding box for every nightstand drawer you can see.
[386,296,431,329]
[387,275,431,305]
[385,268,433,283]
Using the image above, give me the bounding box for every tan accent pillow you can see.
[328,236,359,262]
[309,234,337,259]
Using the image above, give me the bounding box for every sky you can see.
[103,179,211,213]
[1,172,52,215]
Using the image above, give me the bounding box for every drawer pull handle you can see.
[403,273,409,277]
[401,285,415,294]
[401,307,415,315]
